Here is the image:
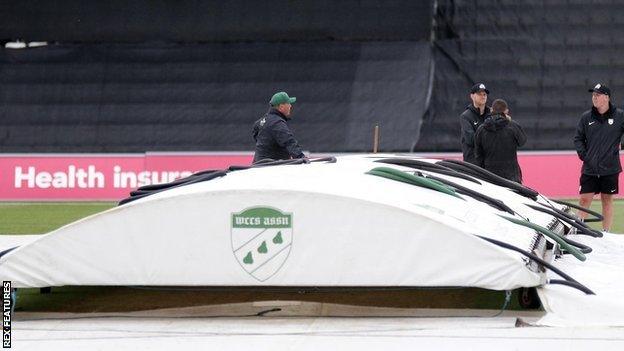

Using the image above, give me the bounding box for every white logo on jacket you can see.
[608,119,614,125]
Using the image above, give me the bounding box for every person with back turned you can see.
[460,83,491,164]
[252,91,305,163]
[574,83,624,232]
[474,99,527,183]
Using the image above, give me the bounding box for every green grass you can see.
[563,198,624,233]
[2,199,623,235]
[0,202,115,234]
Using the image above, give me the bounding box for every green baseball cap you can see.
[270,91,296,106]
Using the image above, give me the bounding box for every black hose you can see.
[233,157,334,170]
[419,173,515,215]
[536,199,592,226]
[128,189,155,197]
[476,235,595,295]
[561,239,592,254]
[232,158,310,171]
[556,237,593,255]
[375,158,482,184]
[437,159,539,200]
[525,204,602,238]
[263,156,335,165]
[227,165,253,171]
[130,168,230,195]
[0,246,18,259]
[498,215,586,261]
[441,159,540,199]
[118,171,228,206]
[118,192,151,205]
[133,169,221,192]
[253,158,280,164]
[119,156,336,206]
[536,197,602,238]
[548,279,595,295]
[551,199,604,223]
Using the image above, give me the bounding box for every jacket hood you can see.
[483,114,509,131]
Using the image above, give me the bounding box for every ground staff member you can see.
[574,83,624,232]
[252,91,305,163]
[474,99,526,183]
[460,83,491,165]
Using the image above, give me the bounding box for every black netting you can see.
[415,0,624,151]
[0,0,431,43]
[0,42,432,152]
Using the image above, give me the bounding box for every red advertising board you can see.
[0,153,253,201]
[0,151,622,200]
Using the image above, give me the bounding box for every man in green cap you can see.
[252,91,305,163]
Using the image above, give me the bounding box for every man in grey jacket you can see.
[574,83,624,232]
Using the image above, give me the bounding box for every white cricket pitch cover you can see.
[1,154,622,327]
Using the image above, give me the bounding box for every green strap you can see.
[498,214,586,262]
[366,167,463,200]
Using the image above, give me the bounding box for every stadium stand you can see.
[0,1,433,153]
[416,0,624,151]
[0,42,431,152]
[1,1,623,153]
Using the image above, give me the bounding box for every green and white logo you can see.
[231,206,293,281]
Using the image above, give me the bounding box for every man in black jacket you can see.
[252,91,305,163]
[574,83,624,232]
[475,99,526,183]
[460,83,491,164]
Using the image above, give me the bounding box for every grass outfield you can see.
[0,202,115,234]
[1,199,624,234]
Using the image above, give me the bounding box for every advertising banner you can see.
[0,153,253,200]
[0,152,622,200]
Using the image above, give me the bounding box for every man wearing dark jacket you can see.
[574,83,624,232]
[252,91,305,163]
[474,99,527,183]
[460,83,491,164]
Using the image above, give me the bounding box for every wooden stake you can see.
[373,125,380,153]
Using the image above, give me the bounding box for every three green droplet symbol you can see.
[243,231,285,265]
